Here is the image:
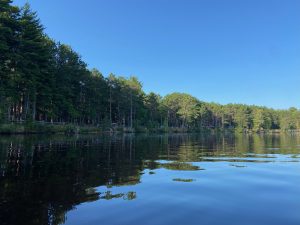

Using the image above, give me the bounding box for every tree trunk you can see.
[24,92,30,120]
[130,93,133,128]
[109,86,112,124]
[32,94,36,121]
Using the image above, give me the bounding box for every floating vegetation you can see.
[229,164,247,168]
[149,171,156,175]
[143,161,203,171]
[106,176,141,187]
[161,162,202,171]
[173,178,195,182]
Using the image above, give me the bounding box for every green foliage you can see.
[162,93,202,128]
[1,2,300,133]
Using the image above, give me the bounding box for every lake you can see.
[0,133,300,225]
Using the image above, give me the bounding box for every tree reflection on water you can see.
[0,133,300,225]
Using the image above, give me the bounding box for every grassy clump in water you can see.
[173,178,195,182]
[161,162,202,171]
[229,164,247,168]
[143,161,203,171]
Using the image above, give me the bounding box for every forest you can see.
[1,1,300,133]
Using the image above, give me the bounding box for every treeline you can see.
[1,1,300,132]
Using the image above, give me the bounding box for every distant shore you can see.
[1,122,299,135]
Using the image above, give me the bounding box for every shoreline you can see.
[1,123,299,135]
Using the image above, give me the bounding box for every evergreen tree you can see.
[1,1,299,132]
[0,0,20,121]
[17,3,46,120]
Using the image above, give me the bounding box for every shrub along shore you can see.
[0,122,299,135]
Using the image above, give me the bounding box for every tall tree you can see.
[17,3,46,120]
[0,0,20,121]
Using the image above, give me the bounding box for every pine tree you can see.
[0,0,20,121]
[18,3,46,120]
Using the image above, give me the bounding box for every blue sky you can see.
[13,0,300,109]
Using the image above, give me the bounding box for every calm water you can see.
[0,134,300,225]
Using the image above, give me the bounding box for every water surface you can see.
[0,134,300,225]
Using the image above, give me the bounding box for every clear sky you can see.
[13,0,300,109]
